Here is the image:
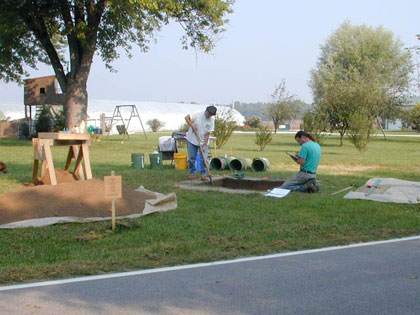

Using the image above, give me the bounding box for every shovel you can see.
[193,130,213,186]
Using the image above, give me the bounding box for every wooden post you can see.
[111,199,116,231]
[100,113,106,135]
[104,170,122,231]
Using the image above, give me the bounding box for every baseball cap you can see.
[206,105,217,116]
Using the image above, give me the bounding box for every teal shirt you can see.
[299,141,321,173]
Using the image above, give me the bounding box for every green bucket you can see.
[149,152,163,169]
[210,157,229,170]
[131,153,145,169]
[229,158,252,171]
[251,157,270,172]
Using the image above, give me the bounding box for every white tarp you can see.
[158,136,176,152]
[344,178,420,204]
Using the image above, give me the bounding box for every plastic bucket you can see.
[173,152,188,170]
[149,152,163,169]
[251,157,270,172]
[131,153,145,169]
[210,157,229,170]
[229,158,252,171]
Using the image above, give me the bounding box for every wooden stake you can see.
[104,170,122,232]
[111,199,116,231]
[111,170,115,231]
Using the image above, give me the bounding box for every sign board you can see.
[104,175,122,199]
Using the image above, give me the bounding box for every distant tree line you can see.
[234,98,310,122]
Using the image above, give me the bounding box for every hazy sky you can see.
[1,0,419,105]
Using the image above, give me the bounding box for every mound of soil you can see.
[0,173,156,225]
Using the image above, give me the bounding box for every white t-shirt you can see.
[186,111,215,146]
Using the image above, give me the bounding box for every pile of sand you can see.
[0,172,157,226]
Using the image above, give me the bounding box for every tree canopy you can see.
[310,22,413,147]
[0,0,234,129]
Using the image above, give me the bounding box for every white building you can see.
[0,98,245,134]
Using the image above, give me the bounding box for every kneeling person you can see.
[281,131,321,193]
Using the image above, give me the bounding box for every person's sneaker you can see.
[307,179,319,193]
[189,174,196,180]
[201,175,208,181]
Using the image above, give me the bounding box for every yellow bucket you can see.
[173,152,188,170]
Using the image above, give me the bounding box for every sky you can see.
[1,0,420,106]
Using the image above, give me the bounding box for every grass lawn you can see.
[0,132,419,284]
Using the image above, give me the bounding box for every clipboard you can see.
[285,152,298,161]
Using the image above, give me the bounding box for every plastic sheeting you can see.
[344,178,420,204]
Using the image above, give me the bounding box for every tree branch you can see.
[18,5,67,91]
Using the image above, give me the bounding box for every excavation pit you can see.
[177,176,285,194]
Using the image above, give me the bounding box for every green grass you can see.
[0,132,420,284]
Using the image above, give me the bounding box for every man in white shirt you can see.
[185,106,217,180]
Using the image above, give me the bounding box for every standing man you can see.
[185,105,217,180]
[281,131,321,193]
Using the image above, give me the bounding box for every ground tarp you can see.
[0,179,177,229]
[344,178,420,204]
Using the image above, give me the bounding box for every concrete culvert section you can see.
[229,158,252,171]
[251,158,270,172]
[210,157,229,170]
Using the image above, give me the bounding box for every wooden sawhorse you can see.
[33,132,92,185]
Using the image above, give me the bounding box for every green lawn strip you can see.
[0,133,419,284]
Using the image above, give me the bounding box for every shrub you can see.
[255,125,273,151]
[19,121,31,140]
[302,110,328,145]
[146,119,165,132]
[408,103,420,131]
[52,108,66,132]
[214,109,237,148]
[178,122,189,132]
[35,106,52,134]
[244,116,261,128]
[347,109,375,153]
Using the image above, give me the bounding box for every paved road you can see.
[1,237,419,315]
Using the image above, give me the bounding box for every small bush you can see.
[214,109,237,148]
[52,109,66,132]
[19,121,31,140]
[408,103,420,131]
[302,110,328,144]
[35,106,53,134]
[244,116,261,128]
[147,119,165,132]
[178,122,189,132]
[255,125,273,151]
[347,109,375,153]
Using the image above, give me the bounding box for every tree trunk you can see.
[339,132,344,146]
[65,77,88,133]
[272,119,279,135]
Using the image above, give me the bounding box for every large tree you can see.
[310,22,413,146]
[0,0,233,130]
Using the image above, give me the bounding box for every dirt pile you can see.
[0,177,156,225]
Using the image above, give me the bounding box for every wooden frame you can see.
[32,132,92,185]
